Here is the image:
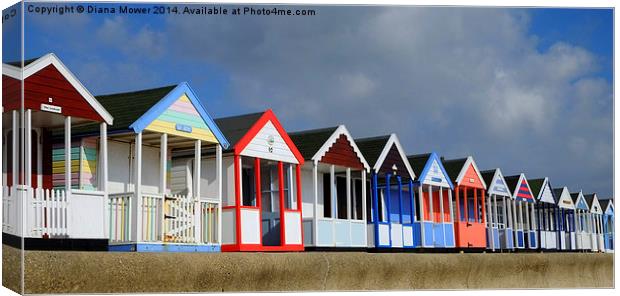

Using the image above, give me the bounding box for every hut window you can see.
[496,202,505,228]
[336,176,347,219]
[365,179,372,222]
[282,163,297,210]
[352,178,363,220]
[260,161,280,213]
[241,156,256,206]
[322,173,332,218]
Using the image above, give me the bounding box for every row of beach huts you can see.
[1,53,614,253]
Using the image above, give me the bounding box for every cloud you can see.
[21,6,612,197]
[96,16,166,59]
[160,7,611,195]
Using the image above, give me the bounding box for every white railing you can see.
[2,186,14,234]
[107,192,220,245]
[2,186,69,238]
[164,194,196,243]
[200,200,219,244]
[32,188,69,237]
[108,193,132,243]
[142,193,164,242]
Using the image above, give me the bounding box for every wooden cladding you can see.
[320,134,364,169]
[2,64,104,122]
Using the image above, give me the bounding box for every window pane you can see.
[322,173,332,218]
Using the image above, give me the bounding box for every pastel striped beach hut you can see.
[73,82,230,252]
[2,54,113,250]
[505,174,538,250]
[552,187,577,250]
[481,168,514,251]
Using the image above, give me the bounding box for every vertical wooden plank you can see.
[216,145,222,244]
[278,161,286,246]
[25,109,31,187]
[133,132,142,242]
[481,189,486,224]
[11,110,18,188]
[64,116,71,192]
[346,167,351,220]
[312,161,319,245]
[455,186,460,223]
[233,154,241,246]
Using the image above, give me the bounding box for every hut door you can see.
[261,161,281,246]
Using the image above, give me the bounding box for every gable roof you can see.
[408,152,453,188]
[504,174,535,203]
[584,193,603,214]
[3,53,113,124]
[571,191,589,211]
[215,109,304,164]
[553,187,575,209]
[67,83,229,147]
[441,156,486,189]
[480,168,511,197]
[528,177,555,204]
[214,112,264,148]
[355,134,415,179]
[601,199,614,215]
[354,135,391,166]
[289,125,370,171]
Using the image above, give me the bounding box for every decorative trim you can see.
[416,152,453,189]
[3,53,114,124]
[311,125,370,172]
[454,156,487,190]
[128,82,230,148]
[373,134,415,179]
[233,109,304,165]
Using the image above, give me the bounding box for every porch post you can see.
[439,187,446,244]
[233,154,241,246]
[312,161,318,245]
[502,196,508,229]
[133,132,143,242]
[493,195,499,229]
[481,189,486,224]
[24,110,31,188]
[409,180,415,223]
[463,187,468,222]
[418,185,424,223]
[159,134,167,194]
[194,140,201,199]
[418,184,424,244]
[216,145,223,244]
[159,134,167,243]
[397,176,403,224]
[428,185,434,224]
[361,171,367,243]
[385,174,392,244]
[278,162,286,246]
[193,140,201,243]
[100,123,108,238]
[156,133,167,243]
[371,172,378,223]
[362,169,367,223]
[64,116,71,192]
[439,188,445,224]
[330,165,336,219]
[455,186,460,222]
[295,164,303,245]
[473,188,478,222]
[11,110,18,187]
[448,189,454,223]
[346,167,351,220]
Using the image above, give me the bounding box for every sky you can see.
[2,3,614,198]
